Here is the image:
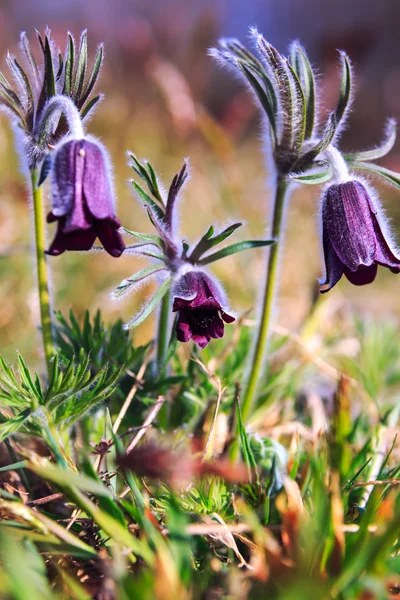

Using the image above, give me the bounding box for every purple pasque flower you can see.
[172,270,235,349]
[320,179,400,292]
[46,136,125,257]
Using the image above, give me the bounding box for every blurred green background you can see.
[1,0,400,368]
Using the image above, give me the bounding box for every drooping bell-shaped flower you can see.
[172,270,235,349]
[47,137,125,257]
[320,179,400,292]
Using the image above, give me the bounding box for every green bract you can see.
[0,29,103,168]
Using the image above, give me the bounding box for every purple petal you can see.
[96,220,125,257]
[82,140,115,219]
[221,310,235,324]
[47,211,58,224]
[370,214,400,270]
[198,297,222,311]
[192,334,210,349]
[62,140,90,232]
[173,297,190,311]
[323,181,375,270]
[320,225,344,293]
[47,224,97,255]
[173,271,222,308]
[51,139,79,217]
[176,317,192,343]
[344,264,378,285]
[209,315,225,339]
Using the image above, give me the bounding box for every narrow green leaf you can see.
[240,63,277,145]
[235,397,259,484]
[125,242,166,262]
[146,161,164,204]
[190,223,242,262]
[56,52,63,81]
[62,33,75,96]
[125,277,172,329]
[295,113,336,170]
[256,38,293,147]
[73,29,87,100]
[0,90,26,125]
[287,58,306,149]
[131,181,166,222]
[0,460,28,473]
[0,70,22,106]
[80,93,101,119]
[0,409,31,442]
[52,368,121,427]
[335,51,352,127]
[43,34,56,98]
[290,43,316,139]
[80,43,103,106]
[17,355,43,405]
[198,240,274,265]
[112,264,167,299]
[7,56,34,114]
[71,489,152,562]
[346,160,400,188]
[123,228,163,247]
[344,119,397,162]
[129,154,165,206]
[29,461,113,498]
[38,155,52,187]
[290,162,333,185]
[20,32,41,91]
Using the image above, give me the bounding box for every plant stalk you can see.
[156,289,171,374]
[31,169,55,373]
[241,176,289,422]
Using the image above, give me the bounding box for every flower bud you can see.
[172,270,235,348]
[320,180,400,292]
[46,137,125,257]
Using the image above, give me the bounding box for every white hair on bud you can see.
[37,95,85,140]
[19,31,41,98]
[324,146,350,184]
[287,39,322,137]
[208,46,240,69]
[6,51,30,110]
[249,28,286,146]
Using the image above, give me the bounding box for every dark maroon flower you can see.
[46,137,125,257]
[172,270,235,349]
[320,180,400,292]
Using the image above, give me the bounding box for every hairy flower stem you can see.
[31,169,55,374]
[241,176,289,422]
[156,290,171,374]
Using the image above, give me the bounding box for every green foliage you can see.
[1,310,400,600]
[54,309,144,371]
[0,349,121,441]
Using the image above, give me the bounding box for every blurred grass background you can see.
[1,0,400,369]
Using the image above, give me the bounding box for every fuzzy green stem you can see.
[156,289,171,374]
[241,176,289,422]
[31,169,55,373]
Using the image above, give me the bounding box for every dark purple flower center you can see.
[189,308,218,332]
